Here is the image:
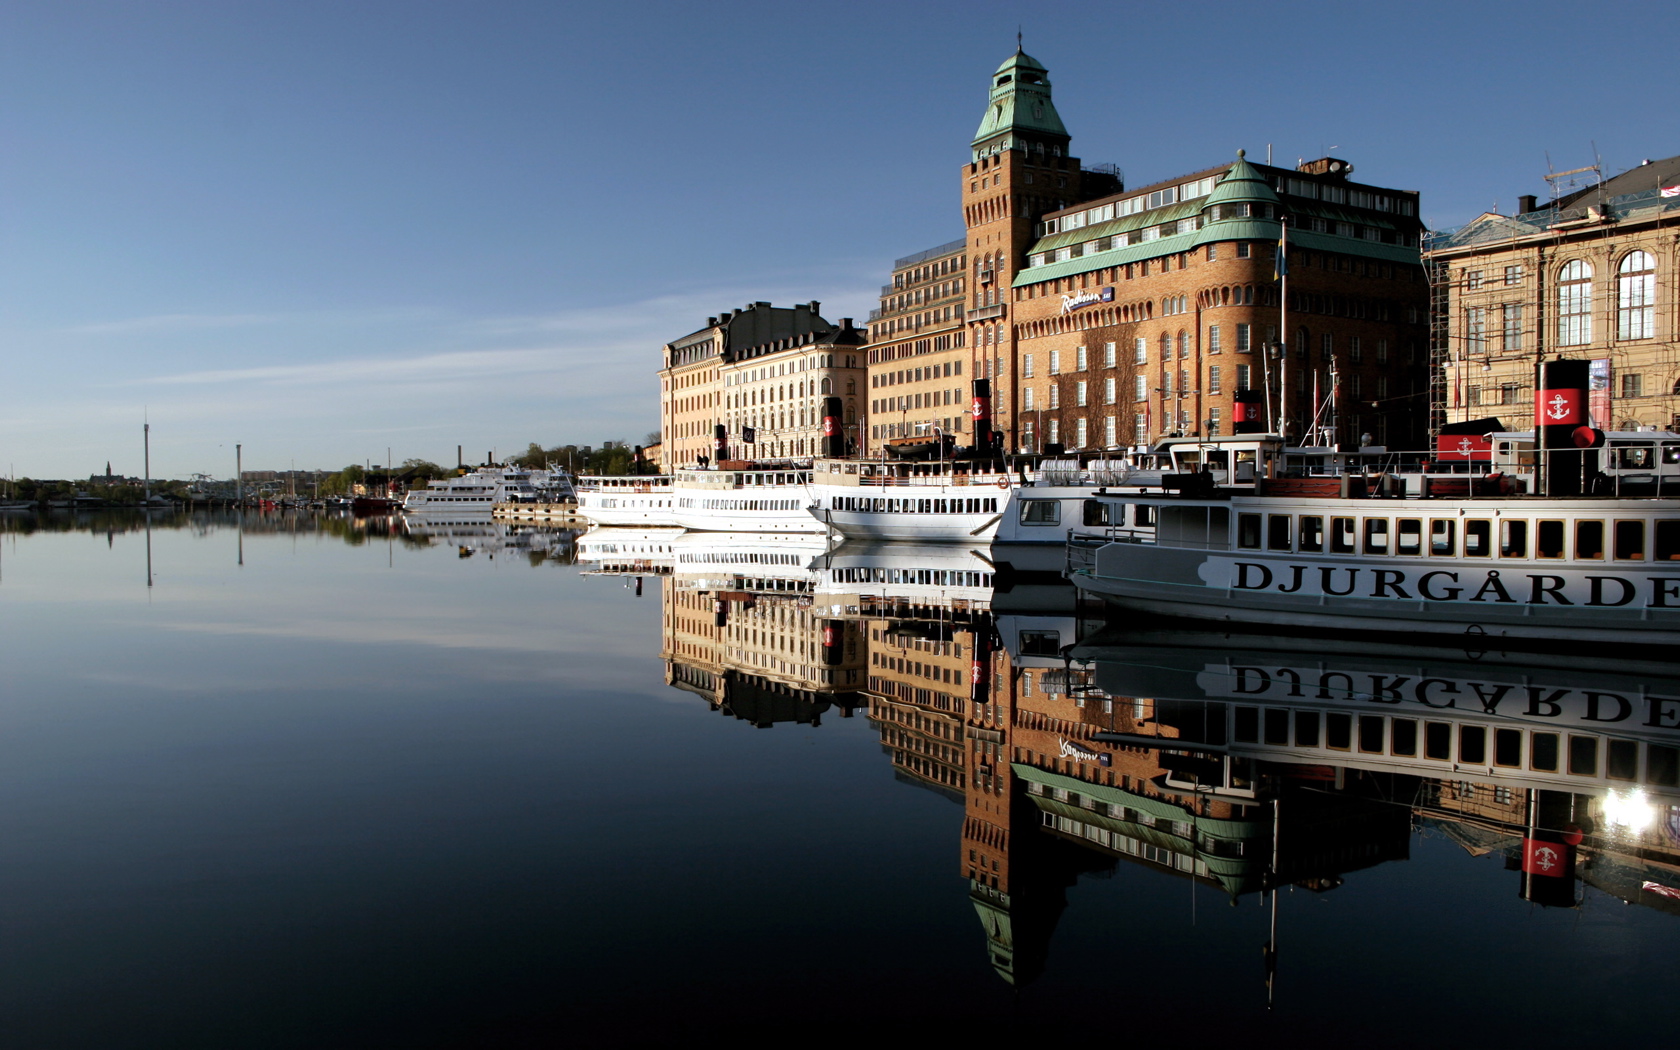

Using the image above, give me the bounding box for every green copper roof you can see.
[973,49,1067,149]
[1203,150,1281,211]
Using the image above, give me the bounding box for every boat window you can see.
[1237,513,1262,549]
[1569,735,1599,776]
[1459,725,1487,765]
[1294,711,1320,746]
[1577,520,1606,560]
[1607,739,1638,781]
[1263,709,1289,745]
[1657,520,1680,560]
[1363,518,1390,555]
[1133,505,1156,527]
[1267,515,1292,551]
[1325,713,1352,751]
[1396,519,1422,556]
[1083,500,1112,526]
[1615,443,1655,470]
[1464,519,1491,557]
[1648,745,1679,787]
[1020,500,1061,525]
[1299,516,1324,552]
[1391,718,1418,756]
[1536,520,1565,559]
[1424,722,1451,760]
[1614,519,1646,560]
[1499,520,1527,558]
[1330,517,1355,554]
[1494,728,1522,767]
[1531,733,1560,772]
[1358,716,1385,753]
[1429,519,1455,556]
[1665,444,1680,466]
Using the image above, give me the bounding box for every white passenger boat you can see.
[811,540,998,614]
[670,530,834,594]
[670,464,822,533]
[1067,425,1680,649]
[574,475,676,527]
[403,465,572,514]
[575,526,681,575]
[808,457,1013,542]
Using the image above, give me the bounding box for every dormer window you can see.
[996,75,1012,86]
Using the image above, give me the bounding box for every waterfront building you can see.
[1428,154,1680,434]
[659,301,865,468]
[1012,153,1429,451]
[865,239,970,453]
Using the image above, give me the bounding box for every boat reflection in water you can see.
[624,529,1680,996]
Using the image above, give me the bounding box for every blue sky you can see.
[3,0,1675,478]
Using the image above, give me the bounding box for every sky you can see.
[3,0,1676,479]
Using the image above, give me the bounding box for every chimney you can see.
[1517,194,1537,215]
[840,317,854,331]
[707,316,718,326]
[809,300,821,316]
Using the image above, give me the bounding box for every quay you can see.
[492,501,588,524]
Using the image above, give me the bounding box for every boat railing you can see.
[856,472,1012,488]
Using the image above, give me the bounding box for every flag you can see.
[1274,239,1288,281]
[1662,185,1680,198]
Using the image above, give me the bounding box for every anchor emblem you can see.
[1531,845,1561,872]
[1456,438,1475,454]
[1546,393,1571,421]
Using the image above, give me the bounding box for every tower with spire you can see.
[961,47,1120,450]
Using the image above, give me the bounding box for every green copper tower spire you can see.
[971,48,1068,160]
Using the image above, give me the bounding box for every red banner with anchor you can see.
[1535,388,1584,426]
[1521,837,1569,877]
[1435,434,1492,461]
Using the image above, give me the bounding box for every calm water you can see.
[1,510,1676,1047]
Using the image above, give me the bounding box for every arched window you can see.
[1295,327,1310,358]
[1177,331,1189,359]
[1558,260,1593,346]
[820,378,831,395]
[1618,251,1656,340]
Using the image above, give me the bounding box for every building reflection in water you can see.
[605,526,1680,992]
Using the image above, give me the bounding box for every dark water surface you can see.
[1,511,1675,1047]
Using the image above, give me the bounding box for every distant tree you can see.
[400,458,446,482]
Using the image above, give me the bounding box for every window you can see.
[1464,307,1486,353]
[1621,373,1644,399]
[1349,336,1363,363]
[1234,323,1251,354]
[1076,380,1088,407]
[1075,418,1088,447]
[1558,260,1593,345]
[1236,242,1252,259]
[1299,516,1324,552]
[1103,341,1117,368]
[1364,518,1390,554]
[1500,519,1527,557]
[1104,377,1116,404]
[1134,337,1148,365]
[1049,350,1061,375]
[1134,375,1148,400]
[1618,251,1656,340]
[1237,364,1252,390]
[1023,354,1035,378]
[1504,264,1523,286]
[1465,270,1483,289]
[1104,416,1116,446]
[1023,387,1035,411]
[1501,304,1522,352]
[1048,385,1059,409]
[1268,515,1292,551]
[1076,345,1088,371]
[1331,516,1355,554]
[1208,325,1223,354]
[1019,500,1061,525]
[1208,366,1222,394]
[1430,519,1455,556]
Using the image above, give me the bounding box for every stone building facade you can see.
[1428,155,1680,434]
[659,301,865,468]
[865,239,970,453]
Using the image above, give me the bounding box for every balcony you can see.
[969,303,1007,322]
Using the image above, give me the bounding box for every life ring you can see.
[995,476,1009,489]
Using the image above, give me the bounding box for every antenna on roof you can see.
[1017,26,1023,52]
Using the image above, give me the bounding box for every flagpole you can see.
[1278,221,1289,443]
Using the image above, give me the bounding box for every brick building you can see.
[1427,154,1680,434]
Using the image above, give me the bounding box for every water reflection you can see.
[602,526,1680,997]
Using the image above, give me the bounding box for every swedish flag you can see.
[1273,238,1288,282]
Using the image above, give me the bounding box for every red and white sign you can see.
[1535,388,1584,425]
[1662,186,1680,198]
[971,397,990,422]
[822,416,837,437]
[1522,837,1568,877]
[1435,434,1492,461]
[1642,880,1680,900]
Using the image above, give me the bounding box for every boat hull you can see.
[1071,541,1680,648]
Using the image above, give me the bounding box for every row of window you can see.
[829,496,999,515]
[872,360,963,387]
[1558,253,1657,344]
[1231,706,1676,786]
[1236,512,1680,562]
